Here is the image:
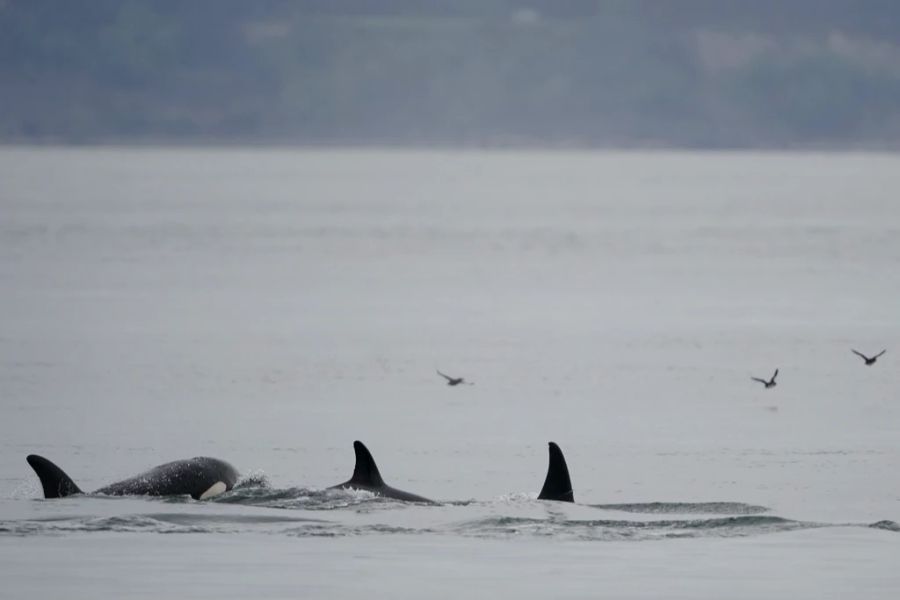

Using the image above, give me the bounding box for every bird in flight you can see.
[751,369,778,389]
[851,349,886,366]
[437,370,471,386]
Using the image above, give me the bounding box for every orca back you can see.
[26,455,83,498]
[27,454,238,500]
[95,457,239,500]
[537,442,574,502]
[343,440,386,489]
[332,441,433,503]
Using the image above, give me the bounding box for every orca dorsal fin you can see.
[26,455,83,498]
[537,442,574,502]
[347,441,385,488]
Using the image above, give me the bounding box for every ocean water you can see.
[1,147,899,598]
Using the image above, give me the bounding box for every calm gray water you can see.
[1,148,899,598]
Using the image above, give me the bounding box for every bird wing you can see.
[851,349,867,360]
[875,350,887,358]
[436,370,452,381]
[771,369,779,381]
[751,377,767,384]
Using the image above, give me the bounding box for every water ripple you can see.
[451,515,815,541]
[211,486,414,511]
[592,502,771,514]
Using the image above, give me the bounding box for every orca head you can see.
[182,457,239,500]
[537,442,574,502]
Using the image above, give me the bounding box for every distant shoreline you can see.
[2,138,900,153]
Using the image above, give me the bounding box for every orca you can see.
[537,441,574,502]
[330,441,434,503]
[26,454,239,500]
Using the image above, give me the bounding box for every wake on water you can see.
[4,479,897,540]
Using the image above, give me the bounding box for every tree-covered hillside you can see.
[2,0,899,147]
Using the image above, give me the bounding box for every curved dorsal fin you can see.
[347,441,385,488]
[537,442,574,502]
[26,454,83,498]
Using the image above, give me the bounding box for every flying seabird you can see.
[851,349,886,366]
[751,368,778,389]
[437,370,470,386]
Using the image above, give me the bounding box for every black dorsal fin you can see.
[347,441,385,488]
[537,442,574,502]
[26,455,83,498]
